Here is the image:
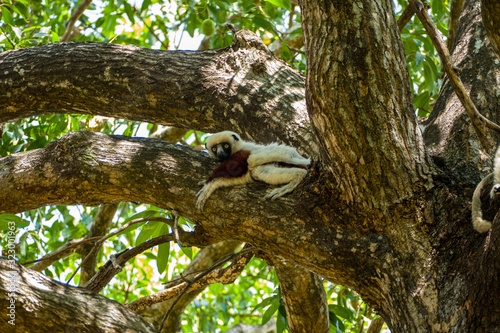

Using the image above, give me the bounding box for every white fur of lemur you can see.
[471,145,500,233]
[196,131,310,209]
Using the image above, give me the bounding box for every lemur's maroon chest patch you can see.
[207,150,251,182]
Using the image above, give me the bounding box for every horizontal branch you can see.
[0,130,387,293]
[0,30,316,152]
[0,130,206,214]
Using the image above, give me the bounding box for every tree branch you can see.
[0,130,207,214]
[0,30,317,152]
[481,0,500,56]
[60,0,93,42]
[77,203,118,286]
[410,0,500,150]
[25,236,101,272]
[0,260,156,332]
[128,246,254,313]
[447,0,465,52]
[274,260,330,333]
[83,218,207,293]
[397,3,417,32]
[136,240,244,332]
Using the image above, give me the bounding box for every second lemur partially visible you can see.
[196,131,310,210]
[471,145,500,233]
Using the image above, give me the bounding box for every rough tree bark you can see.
[0,260,156,333]
[0,0,499,332]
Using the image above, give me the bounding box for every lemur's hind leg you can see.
[251,165,307,200]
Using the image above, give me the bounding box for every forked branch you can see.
[409,0,500,149]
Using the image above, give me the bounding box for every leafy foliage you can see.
[0,0,452,331]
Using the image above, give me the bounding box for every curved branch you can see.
[0,30,317,153]
[410,0,500,150]
[84,226,206,293]
[128,247,254,313]
[0,130,388,294]
[0,130,205,213]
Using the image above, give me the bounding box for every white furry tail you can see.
[471,173,494,233]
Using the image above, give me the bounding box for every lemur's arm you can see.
[196,150,251,209]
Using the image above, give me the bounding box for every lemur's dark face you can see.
[210,142,232,161]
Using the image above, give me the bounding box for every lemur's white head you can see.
[205,131,243,161]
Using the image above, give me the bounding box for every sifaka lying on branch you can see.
[196,131,310,210]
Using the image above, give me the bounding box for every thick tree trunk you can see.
[298,0,499,332]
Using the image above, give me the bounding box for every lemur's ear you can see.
[205,142,208,149]
[232,134,240,141]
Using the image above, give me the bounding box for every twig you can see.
[150,246,255,331]
[0,26,16,49]
[23,236,101,271]
[83,222,206,293]
[132,6,169,50]
[447,0,465,52]
[61,0,93,42]
[171,210,184,247]
[66,217,173,285]
[409,0,500,150]
[397,3,417,32]
[83,233,174,292]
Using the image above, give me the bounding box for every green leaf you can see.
[1,6,14,25]
[51,31,60,43]
[124,2,135,24]
[186,14,198,38]
[136,221,162,244]
[140,0,151,14]
[157,237,170,274]
[262,298,280,325]
[279,40,292,61]
[124,209,160,223]
[26,136,47,150]
[252,294,279,312]
[0,214,29,229]
[252,15,275,33]
[181,246,193,260]
[266,0,291,10]
[119,210,160,234]
[330,305,354,320]
[414,91,430,110]
[276,308,287,333]
[414,52,425,67]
